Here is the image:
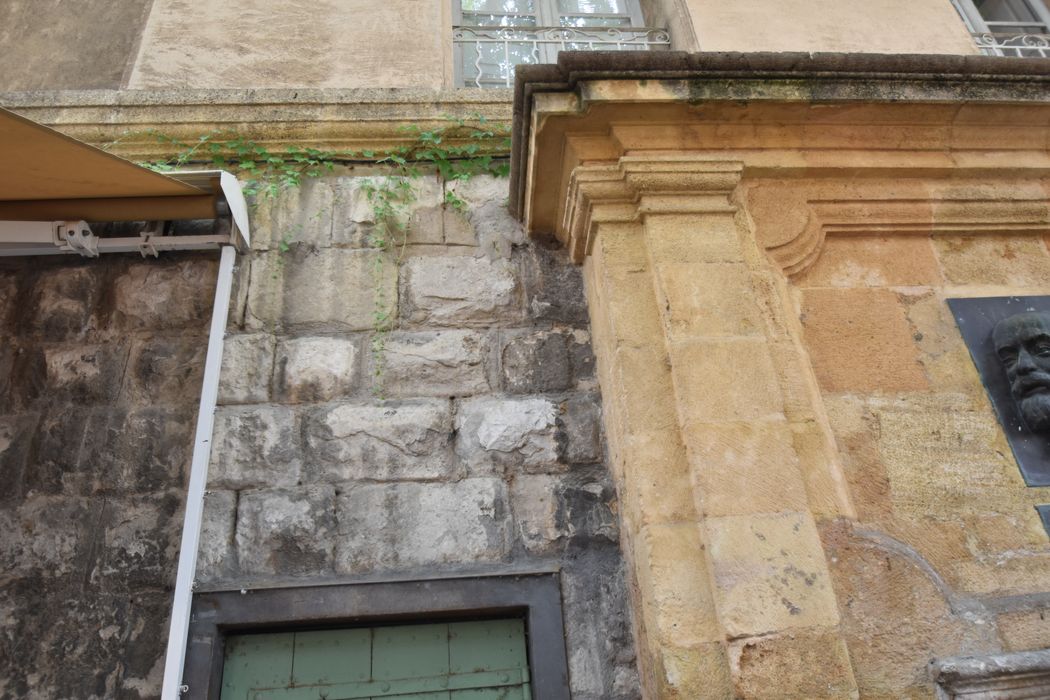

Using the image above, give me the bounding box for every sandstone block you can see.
[997,609,1050,652]
[403,256,520,327]
[654,262,764,340]
[557,395,603,464]
[500,330,572,393]
[236,486,336,576]
[406,205,445,245]
[124,336,206,404]
[935,234,1050,286]
[446,174,509,208]
[381,330,490,397]
[303,400,454,481]
[273,335,358,403]
[195,489,237,582]
[612,428,698,533]
[510,474,562,554]
[246,248,397,332]
[44,343,128,403]
[334,479,509,572]
[801,287,929,393]
[706,512,840,638]
[114,258,216,331]
[729,629,857,699]
[655,643,733,700]
[218,333,275,405]
[794,234,941,288]
[208,406,301,490]
[455,397,559,473]
[472,200,527,259]
[683,419,809,518]
[523,246,588,326]
[671,338,785,423]
[27,266,101,339]
[634,522,722,647]
[644,212,744,264]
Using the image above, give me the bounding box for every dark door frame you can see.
[181,571,571,699]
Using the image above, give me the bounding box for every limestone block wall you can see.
[199,172,640,699]
[0,253,217,698]
[792,229,1050,696]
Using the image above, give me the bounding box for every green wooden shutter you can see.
[220,619,531,700]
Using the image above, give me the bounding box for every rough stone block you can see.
[218,332,275,405]
[0,414,36,501]
[794,234,942,287]
[455,397,559,473]
[557,395,603,464]
[0,272,17,333]
[97,492,182,590]
[706,512,840,638]
[273,335,358,403]
[380,330,490,397]
[0,495,102,578]
[443,209,476,246]
[246,248,397,332]
[403,256,520,327]
[334,479,509,572]
[671,338,784,423]
[472,200,526,259]
[729,629,857,699]
[801,288,929,393]
[26,265,101,339]
[114,258,217,331]
[682,419,809,518]
[446,174,508,208]
[569,329,597,386]
[123,336,206,404]
[334,174,442,232]
[236,486,336,577]
[510,474,562,554]
[88,408,193,494]
[655,262,765,340]
[406,205,445,244]
[523,246,588,326]
[500,330,572,394]
[250,177,336,250]
[935,234,1050,286]
[303,400,454,481]
[196,490,237,582]
[209,406,301,490]
[44,343,128,403]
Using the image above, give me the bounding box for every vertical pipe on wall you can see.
[161,244,237,699]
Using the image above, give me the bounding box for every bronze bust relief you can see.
[993,311,1050,434]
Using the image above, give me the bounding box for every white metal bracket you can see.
[57,220,98,257]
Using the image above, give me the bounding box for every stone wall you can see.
[199,172,640,699]
[0,253,217,698]
[794,230,1050,697]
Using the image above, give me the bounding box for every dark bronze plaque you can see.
[948,296,1050,487]
[1037,505,1050,536]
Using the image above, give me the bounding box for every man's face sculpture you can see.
[993,311,1050,433]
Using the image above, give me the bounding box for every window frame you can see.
[180,572,571,699]
[951,0,1050,34]
[453,0,648,88]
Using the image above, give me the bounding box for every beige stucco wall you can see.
[127,0,451,89]
[685,0,977,54]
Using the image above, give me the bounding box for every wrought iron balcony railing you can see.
[454,26,671,88]
[972,31,1050,57]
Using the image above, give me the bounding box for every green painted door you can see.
[219,619,531,700]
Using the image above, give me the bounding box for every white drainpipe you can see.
[161,243,237,699]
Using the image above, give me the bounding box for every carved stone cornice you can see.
[561,156,743,262]
[933,649,1050,699]
[748,186,1050,276]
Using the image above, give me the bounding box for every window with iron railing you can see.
[453,0,670,88]
[951,0,1050,56]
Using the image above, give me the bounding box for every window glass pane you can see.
[559,15,632,27]
[975,0,1048,32]
[462,0,535,13]
[463,12,539,26]
[458,40,540,87]
[557,0,627,14]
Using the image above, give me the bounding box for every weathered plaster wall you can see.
[197,172,640,699]
[685,0,976,54]
[791,225,1050,696]
[0,0,154,90]
[0,252,216,698]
